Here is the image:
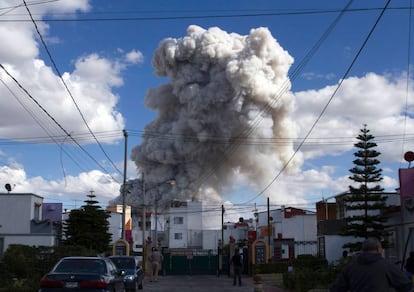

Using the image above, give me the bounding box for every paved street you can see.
[141,274,287,291]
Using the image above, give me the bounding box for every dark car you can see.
[109,256,144,291]
[38,256,125,291]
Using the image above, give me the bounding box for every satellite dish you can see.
[5,183,11,192]
[404,151,414,162]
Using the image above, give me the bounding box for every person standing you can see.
[231,249,242,286]
[405,251,414,277]
[149,247,163,282]
[330,237,412,292]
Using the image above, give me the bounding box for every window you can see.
[318,237,325,258]
[174,233,183,240]
[173,217,184,224]
[34,203,41,221]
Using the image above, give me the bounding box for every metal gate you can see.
[162,250,229,275]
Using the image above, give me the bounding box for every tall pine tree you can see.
[341,125,390,252]
[63,191,112,253]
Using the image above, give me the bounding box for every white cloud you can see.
[125,50,144,64]
[302,71,336,81]
[0,2,128,143]
[293,72,414,162]
[0,159,120,209]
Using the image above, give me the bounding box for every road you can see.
[140,274,287,292]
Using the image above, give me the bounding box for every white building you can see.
[0,192,58,256]
[256,206,317,260]
[167,201,203,249]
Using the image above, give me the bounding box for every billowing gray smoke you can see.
[118,25,296,209]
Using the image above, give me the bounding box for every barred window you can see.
[173,217,184,224]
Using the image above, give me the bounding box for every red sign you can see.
[248,230,257,241]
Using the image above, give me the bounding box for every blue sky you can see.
[1,0,413,224]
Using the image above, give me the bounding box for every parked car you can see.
[109,256,144,291]
[38,256,125,291]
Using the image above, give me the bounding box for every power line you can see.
[0,63,120,183]
[187,0,355,195]
[22,0,123,177]
[0,0,59,16]
[0,6,410,23]
[242,0,392,204]
[0,78,88,173]
[399,0,413,167]
[2,128,414,146]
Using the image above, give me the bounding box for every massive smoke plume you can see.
[116,25,297,209]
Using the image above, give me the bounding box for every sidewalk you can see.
[142,274,288,291]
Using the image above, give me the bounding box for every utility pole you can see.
[267,197,271,262]
[142,172,146,273]
[155,199,158,248]
[121,129,128,240]
[222,204,225,248]
[218,204,224,276]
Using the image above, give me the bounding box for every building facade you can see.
[255,206,318,261]
[0,192,61,256]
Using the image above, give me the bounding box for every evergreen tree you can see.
[341,125,390,252]
[63,191,112,253]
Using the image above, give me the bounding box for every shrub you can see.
[0,244,99,291]
[282,258,341,292]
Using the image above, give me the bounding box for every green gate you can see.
[162,251,229,275]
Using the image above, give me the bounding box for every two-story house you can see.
[0,192,61,257]
[255,206,317,261]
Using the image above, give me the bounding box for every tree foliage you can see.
[341,125,392,251]
[63,191,112,253]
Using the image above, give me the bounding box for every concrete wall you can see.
[0,193,43,233]
[283,215,316,241]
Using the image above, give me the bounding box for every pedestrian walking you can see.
[330,237,412,292]
[149,247,163,282]
[231,249,242,286]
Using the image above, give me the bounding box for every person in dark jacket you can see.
[405,251,414,276]
[231,249,242,286]
[330,238,412,292]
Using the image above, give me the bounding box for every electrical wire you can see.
[0,0,59,16]
[22,0,123,177]
[242,0,392,204]
[190,0,354,195]
[0,77,88,173]
[0,63,120,183]
[399,0,413,167]
[0,6,410,23]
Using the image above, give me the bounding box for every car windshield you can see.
[111,258,135,269]
[54,258,107,274]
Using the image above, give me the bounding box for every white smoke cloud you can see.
[127,25,299,208]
